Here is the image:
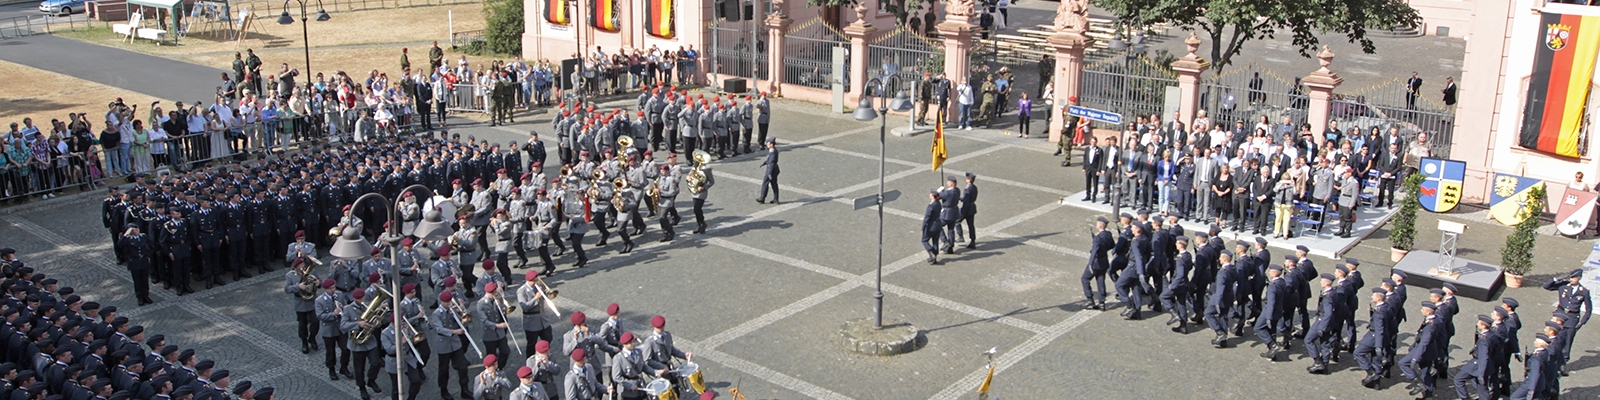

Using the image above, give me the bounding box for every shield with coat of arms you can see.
[1549,24,1572,51]
[1418,157,1466,213]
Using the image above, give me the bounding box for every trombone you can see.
[493,290,523,355]
[529,276,561,316]
[397,315,427,366]
[447,298,484,358]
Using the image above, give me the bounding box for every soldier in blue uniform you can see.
[118,224,155,306]
[1081,216,1113,310]
[1511,334,1554,400]
[1452,315,1498,400]
[160,209,195,295]
[1186,233,1217,325]
[1400,301,1443,398]
[1357,287,1393,388]
[1145,219,1172,314]
[247,189,274,275]
[1116,224,1151,320]
[1257,263,1289,361]
[1108,214,1133,283]
[194,198,224,289]
[1291,245,1317,338]
[958,173,978,249]
[1205,250,1240,347]
[1305,273,1341,374]
[922,190,943,265]
[1544,268,1590,377]
[1160,236,1193,332]
[221,192,251,281]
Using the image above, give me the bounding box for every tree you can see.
[1389,172,1423,251]
[1500,184,1547,276]
[1091,0,1420,78]
[483,0,524,55]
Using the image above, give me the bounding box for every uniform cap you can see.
[1494,307,1509,319]
[1535,333,1552,343]
[1095,216,1108,224]
[535,340,551,353]
[1393,270,1407,279]
[472,178,484,186]
[1476,314,1492,324]
[1235,240,1250,248]
[1335,265,1349,275]
[607,303,620,315]
[1284,255,1297,261]
[368,272,381,283]
[1267,265,1283,272]
[401,238,415,247]
[1428,288,1445,295]
[517,366,533,378]
[1345,258,1361,267]
[443,276,457,287]
[1319,273,1335,281]
[438,291,453,303]
[232,381,253,395]
[437,246,451,257]
[1571,269,1585,279]
[1175,236,1189,243]
[321,278,336,289]
[1254,237,1267,246]
[1546,321,1564,331]
[484,282,498,293]
[402,283,416,294]
[650,315,666,328]
[352,288,366,300]
[483,354,497,367]
[1370,287,1387,294]
[571,347,586,361]
[620,331,635,343]
[571,311,587,325]
[1119,213,1133,219]
[453,179,462,185]
[1502,297,1519,308]
[1295,245,1309,253]
[211,370,230,381]
[1441,283,1457,293]
[1381,278,1396,286]
[1420,301,1437,309]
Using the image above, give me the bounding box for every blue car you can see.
[39,0,87,15]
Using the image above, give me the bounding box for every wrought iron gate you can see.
[1078,53,1179,128]
[782,17,850,91]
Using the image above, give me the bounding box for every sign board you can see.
[1556,187,1598,236]
[1066,105,1122,125]
[1489,173,1546,226]
[1418,157,1466,212]
[831,46,846,114]
[852,189,900,211]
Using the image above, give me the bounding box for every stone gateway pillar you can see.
[1302,46,1343,147]
[1169,33,1209,131]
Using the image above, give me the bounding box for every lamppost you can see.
[329,185,455,400]
[852,76,911,330]
[276,0,329,75]
[1104,30,1144,217]
[566,0,587,105]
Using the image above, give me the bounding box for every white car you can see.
[39,0,87,16]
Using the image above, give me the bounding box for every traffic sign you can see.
[1067,105,1123,125]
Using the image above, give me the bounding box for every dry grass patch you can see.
[176,44,518,79]
[0,60,161,126]
[55,3,484,57]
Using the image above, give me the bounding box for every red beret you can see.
[484,282,498,293]
[650,315,666,328]
[570,311,586,325]
[436,247,450,257]
[497,168,507,174]
[483,259,496,270]
[535,340,551,353]
[620,331,635,343]
[483,354,497,367]
[401,238,415,247]
[531,162,543,168]
[571,348,586,361]
[321,278,336,289]
[517,366,533,378]
[370,247,382,256]
[368,272,381,283]
[525,271,539,281]
[352,288,366,300]
[511,187,522,194]
[295,230,306,238]
[342,204,352,211]
[443,276,457,287]
[472,178,484,186]
[402,283,416,294]
[438,290,453,302]
[607,303,620,315]
[452,179,462,185]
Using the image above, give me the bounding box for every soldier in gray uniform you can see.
[642,315,691,393]
[555,110,573,166]
[430,246,461,294]
[738,95,755,155]
[476,282,512,370]
[431,290,471,400]
[314,278,354,381]
[286,257,319,354]
[563,312,616,390]
[755,92,771,150]
[665,95,683,153]
[517,270,555,356]
[1334,168,1360,238]
[531,189,561,275]
[938,177,962,254]
[617,174,641,253]
[340,288,381,399]
[470,179,495,255]
[690,162,715,235]
[506,188,533,268]
[656,165,681,241]
[699,103,718,160]
[627,156,655,224]
[452,218,481,298]
[648,92,668,151]
[397,283,432,362]
[561,177,590,268]
[490,210,516,279]
[564,347,606,400]
[381,310,426,400]
[679,100,700,156]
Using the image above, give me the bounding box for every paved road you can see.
[0,34,225,105]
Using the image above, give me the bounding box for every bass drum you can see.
[423,195,460,221]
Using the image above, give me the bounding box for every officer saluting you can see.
[118,224,156,306]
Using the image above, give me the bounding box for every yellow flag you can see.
[932,109,948,172]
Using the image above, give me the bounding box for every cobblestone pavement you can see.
[2,93,1596,399]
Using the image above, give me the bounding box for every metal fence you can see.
[1331,79,1458,159]
[0,104,432,203]
[0,14,104,39]
[1078,53,1179,130]
[444,82,490,113]
[866,26,941,84]
[1198,64,1309,133]
[708,21,768,82]
[781,18,849,92]
[243,0,478,16]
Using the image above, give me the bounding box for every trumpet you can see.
[612,178,628,209]
[618,135,634,149]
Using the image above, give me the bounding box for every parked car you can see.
[39,0,87,15]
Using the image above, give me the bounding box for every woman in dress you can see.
[1210,167,1233,228]
[130,120,151,173]
[207,110,230,159]
[148,117,169,168]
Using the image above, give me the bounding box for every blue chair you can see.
[1298,202,1327,237]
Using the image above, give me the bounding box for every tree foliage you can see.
[1501,184,1547,276]
[483,0,524,55]
[1090,0,1421,75]
[1389,172,1424,251]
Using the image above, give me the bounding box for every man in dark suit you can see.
[1139,145,1159,208]
[1441,77,1458,106]
[1083,217,1114,310]
[757,138,780,204]
[415,75,435,131]
[1406,72,1423,109]
[1081,137,1102,201]
[1250,164,1274,235]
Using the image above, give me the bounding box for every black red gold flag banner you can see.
[1519,12,1600,158]
[645,0,674,38]
[590,0,619,31]
[544,0,568,25]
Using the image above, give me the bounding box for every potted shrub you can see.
[1500,184,1547,288]
[1389,173,1425,262]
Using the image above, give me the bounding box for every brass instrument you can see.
[977,347,997,400]
[294,256,320,300]
[687,150,711,195]
[586,169,606,206]
[447,236,460,256]
[618,135,634,149]
[396,315,427,366]
[649,179,661,205]
[350,287,394,344]
[493,291,523,355]
[451,297,475,325]
[559,165,574,179]
[447,298,484,358]
[529,275,562,316]
[612,178,628,209]
[455,203,477,219]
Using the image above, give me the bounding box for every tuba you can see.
[687,150,710,195]
[350,287,395,344]
[617,135,634,150]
